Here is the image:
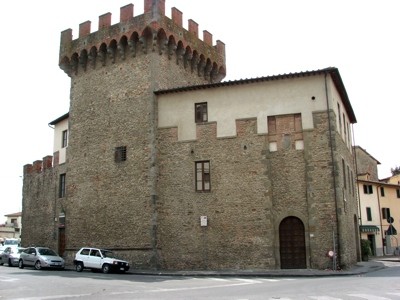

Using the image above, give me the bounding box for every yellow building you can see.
[356,146,400,256]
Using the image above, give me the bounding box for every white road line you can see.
[11,294,92,300]
[309,296,343,300]
[0,276,19,282]
[348,294,391,300]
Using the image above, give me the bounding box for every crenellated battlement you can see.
[23,156,53,175]
[59,0,226,82]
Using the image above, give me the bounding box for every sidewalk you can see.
[128,257,398,278]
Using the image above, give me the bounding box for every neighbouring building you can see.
[0,212,22,240]
[21,0,360,270]
[356,146,400,256]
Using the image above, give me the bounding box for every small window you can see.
[195,102,208,123]
[59,173,66,198]
[380,187,385,197]
[366,207,372,221]
[382,207,391,220]
[342,159,346,189]
[62,130,68,148]
[397,189,400,199]
[363,184,373,194]
[115,146,127,162]
[195,161,210,192]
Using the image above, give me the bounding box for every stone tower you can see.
[58,0,226,268]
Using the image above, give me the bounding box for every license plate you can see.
[120,267,124,270]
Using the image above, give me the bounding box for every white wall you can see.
[158,74,344,141]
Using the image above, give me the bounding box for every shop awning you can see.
[360,225,380,233]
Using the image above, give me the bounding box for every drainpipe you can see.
[324,72,341,263]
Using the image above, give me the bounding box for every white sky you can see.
[0,0,398,222]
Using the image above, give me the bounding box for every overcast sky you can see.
[0,0,398,222]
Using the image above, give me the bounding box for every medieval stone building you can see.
[22,0,360,270]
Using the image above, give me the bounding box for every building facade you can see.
[356,146,400,256]
[22,0,360,270]
[0,212,22,240]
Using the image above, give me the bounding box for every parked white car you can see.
[73,247,130,273]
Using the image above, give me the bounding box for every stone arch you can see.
[129,32,140,57]
[167,35,176,60]
[79,49,88,72]
[279,216,307,269]
[197,54,206,77]
[59,56,71,75]
[176,41,185,65]
[99,43,107,66]
[88,46,98,68]
[209,62,219,83]
[183,46,192,69]
[108,39,118,63]
[217,65,226,82]
[71,53,79,75]
[204,58,212,80]
[156,29,168,55]
[118,35,128,60]
[191,51,199,73]
[140,27,153,54]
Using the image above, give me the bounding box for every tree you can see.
[391,166,400,176]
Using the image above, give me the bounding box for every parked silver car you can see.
[18,247,65,270]
[0,247,26,267]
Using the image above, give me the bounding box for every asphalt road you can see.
[1,261,400,299]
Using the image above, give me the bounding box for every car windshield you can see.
[17,248,26,253]
[4,240,19,245]
[38,248,58,256]
[100,250,115,258]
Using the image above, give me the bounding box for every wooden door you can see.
[58,228,66,257]
[279,216,306,269]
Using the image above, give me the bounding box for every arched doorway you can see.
[279,216,306,269]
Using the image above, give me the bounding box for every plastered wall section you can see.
[53,118,68,164]
[158,75,348,140]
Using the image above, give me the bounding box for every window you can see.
[380,187,385,197]
[195,161,210,191]
[347,165,350,191]
[62,130,68,148]
[195,102,208,123]
[337,104,342,135]
[363,184,373,194]
[382,207,391,220]
[397,189,400,198]
[59,173,66,198]
[115,146,127,162]
[366,207,372,221]
[342,159,346,189]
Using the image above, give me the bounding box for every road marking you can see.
[309,296,343,300]
[0,276,19,282]
[11,294,92,300]
[348,294,391,300]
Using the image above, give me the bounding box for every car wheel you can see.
[18,260,24,269]
[34,261,42,270]
[76,262,84,272]
[102,264,110,274]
